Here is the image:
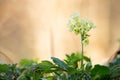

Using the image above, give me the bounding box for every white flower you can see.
[68,13,95,35]
[67,13,96,45]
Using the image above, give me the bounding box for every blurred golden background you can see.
[0,0,120,64]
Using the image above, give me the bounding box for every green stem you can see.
[81,34,84,70]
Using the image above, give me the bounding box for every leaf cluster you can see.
[0,53,120,80]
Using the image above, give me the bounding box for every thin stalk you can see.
[81,34,84,70]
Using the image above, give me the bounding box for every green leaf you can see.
[19,59,38,68]
[40,61,55,67]
[109,64,120,78]
[83,56,91,62]
[51,57,69,70]
[39,60,55,71]
[0,64,9,72]
[91,65,110,79]
[38,60,57,74]
[64,53,81,68]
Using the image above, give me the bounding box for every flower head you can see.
[67,13,96,45]
[68,13,95,35]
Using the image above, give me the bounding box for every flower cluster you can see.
[67,13,96,45]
